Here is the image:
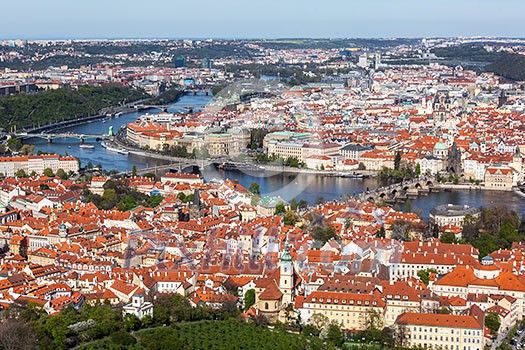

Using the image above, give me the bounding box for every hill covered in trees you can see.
[486,53,525,81]
[431,44,525,81]
[0,84,148,130]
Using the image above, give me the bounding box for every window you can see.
[265,302,269,310]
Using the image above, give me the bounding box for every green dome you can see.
[434,141,448,151]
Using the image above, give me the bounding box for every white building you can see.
[122,294,154,320]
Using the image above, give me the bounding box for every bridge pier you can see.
[47,135,53,143]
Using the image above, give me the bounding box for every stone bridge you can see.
[354,176,437,203]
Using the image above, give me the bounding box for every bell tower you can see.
[279,240,294,305]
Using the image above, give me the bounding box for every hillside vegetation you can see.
[0,84,148,130]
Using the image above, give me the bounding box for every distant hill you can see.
[486,53,525,81]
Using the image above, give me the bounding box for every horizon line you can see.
[3,35,525,42]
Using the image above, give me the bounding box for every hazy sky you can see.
[3,0,525,39]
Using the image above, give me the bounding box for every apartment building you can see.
[396,311,484,350]
[299,290,385,330]
[0,155,78,177]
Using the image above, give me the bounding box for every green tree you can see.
[417,268,438,284]
[440,231,458,244]
[6,138,22,152]
[283,210,300,226]
[43,168,55,177]
[110,330,137,346]
[55,168,67,180]
[244,289,256,311]
[248,182,260,195]
[325,323,343,346]
[377,225,386,238]
[132,165,137,176]
[117,195,137,211]
[297,200,308,210]
[14,169,27,177]
[485,312,501,335]
[290,197,298,211]
[123,313,142,332]
[394,151,402,170]
[358,162,366,170]
[415,163,421,177]
[275,202,286,215]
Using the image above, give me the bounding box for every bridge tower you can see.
[108,126,114,137]
[47,135,53,143]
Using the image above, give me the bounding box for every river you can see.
[26,93,525,217]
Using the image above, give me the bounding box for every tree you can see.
[365,309,384,332]
[394,151,402,170]
[290,198,298,211]
[131,165,137,176]
[377,225,386,238]
[110,330,137,346]
[325,323,343,346]
[485,312,501,335]
[0,318,37,350]
[123,313,142,332]
[391,220,414,241]
[6,138,22,152]
[440,231,458,244]
[358,162,366,170]
[404,198,412,213]
[417,268,437,285]
[19,144,35,155]
[312,225,338,245]
[275,202,286,215]
[43,168,55,177]
[244,289,255,311]
[283,210,300,226]
[248,182,260,195]
[14,169,27,178]
[415,163,421,177]
[310,313,329,331]
[56,168,67,180]
[297,200,308,210]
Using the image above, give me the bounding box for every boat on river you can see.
[101,142,129,155]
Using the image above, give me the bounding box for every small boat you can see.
[79,144,95,149]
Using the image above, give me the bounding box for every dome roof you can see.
[434,141,448,151]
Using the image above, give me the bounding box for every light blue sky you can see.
[3,0,525,39]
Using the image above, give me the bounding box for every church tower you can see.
[279,242,294,305]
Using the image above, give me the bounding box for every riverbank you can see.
[20,89,185,135]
